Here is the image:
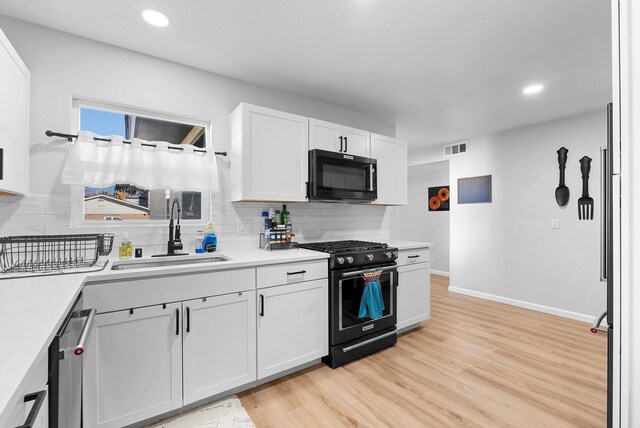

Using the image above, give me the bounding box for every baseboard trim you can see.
[448,286,596,323]
[430,269,450,277]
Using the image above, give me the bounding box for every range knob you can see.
[384,251,392,258]
[392,251,399,258]
[345,256,354,264]
[365,254,374,261]
[336,257,345,265]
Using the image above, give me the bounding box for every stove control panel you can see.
[330,247,398,269]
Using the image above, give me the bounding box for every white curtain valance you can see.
[62,131,220,192]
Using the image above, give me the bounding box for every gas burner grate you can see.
[299,240,389,254]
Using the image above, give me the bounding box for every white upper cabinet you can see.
[230,103,308,202]
[371,133,407,205]
[0,27,29,195]
[309,119,370,158]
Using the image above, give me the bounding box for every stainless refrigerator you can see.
[600,102,615,428]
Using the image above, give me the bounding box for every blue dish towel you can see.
[358,268,385,319]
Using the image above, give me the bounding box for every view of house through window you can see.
[79,106,205,221]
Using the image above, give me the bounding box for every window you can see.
[78,105,208,222]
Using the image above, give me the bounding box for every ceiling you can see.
[0,0,611,149]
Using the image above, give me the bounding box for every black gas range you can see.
[299,240,398,368]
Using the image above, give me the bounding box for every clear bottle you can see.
[269,208,276,226]
[274,209,281,226]
[119,232,132,260]
[195,230,205,254]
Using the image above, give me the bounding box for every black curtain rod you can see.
[45,130,228,156]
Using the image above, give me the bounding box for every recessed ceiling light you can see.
[142,9,169,27]
[523,84,544,95]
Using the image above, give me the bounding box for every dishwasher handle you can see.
[60,308,96,358]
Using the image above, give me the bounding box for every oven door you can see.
[308,149,377,201]
[331,264,397,345]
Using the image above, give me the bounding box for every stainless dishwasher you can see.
[48,293,96,428]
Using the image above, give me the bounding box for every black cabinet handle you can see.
[175,308,179,336]
[287,270,307,275]
[408,255,421,259]
[260,294,264,317]
[339,136,343,152]
[186,307,190,333]
[344,136,348,152]
[17,389,46,428]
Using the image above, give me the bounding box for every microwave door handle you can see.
[369,165,375,191]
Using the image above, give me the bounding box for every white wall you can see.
[0,16,396,254]
[448,110,607,321]
[393,161,450,274]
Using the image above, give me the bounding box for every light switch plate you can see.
[551,218,559,229]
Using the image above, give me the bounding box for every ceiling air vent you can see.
[444,141,468,157]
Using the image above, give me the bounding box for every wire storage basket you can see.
[0,233,114,273]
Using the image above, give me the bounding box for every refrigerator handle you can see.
[600,146,608,282]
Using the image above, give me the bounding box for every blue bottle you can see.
[202,223,217,252]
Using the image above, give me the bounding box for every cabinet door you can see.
[0,28,29,195]
[342,126,370,158]
[257,279,328,379]
[234,103,308,202]
[309,118,341,152]
[182,292,256,405]
[371,133,407,205]
[83,304,182,428]
[397,264,430,330]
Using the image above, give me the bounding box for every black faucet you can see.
[167,198,185,255]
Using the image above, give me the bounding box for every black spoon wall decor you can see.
[555,147,570,207]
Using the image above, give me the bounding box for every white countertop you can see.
[386,240,433,251]
[0,247,328,427]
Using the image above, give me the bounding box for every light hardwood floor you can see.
[239,274,607,427]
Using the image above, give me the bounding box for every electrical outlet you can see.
[237,219,252,235]
[551,218,559,229]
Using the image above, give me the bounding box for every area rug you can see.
[145,395,255,428]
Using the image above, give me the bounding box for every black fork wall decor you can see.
[578,156,594,220]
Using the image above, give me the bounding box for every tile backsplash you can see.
[0,193,393,257]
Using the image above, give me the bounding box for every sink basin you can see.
[111,255,229,271]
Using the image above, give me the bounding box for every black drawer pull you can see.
[175,308,179,336]
[186,306,191,333]
[287,270,307,275]
[260,294,265,317]
[16,389,46,428]
[407,255,421,259]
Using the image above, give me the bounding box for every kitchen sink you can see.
[111,255,230,271]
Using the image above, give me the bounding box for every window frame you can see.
[70,98,212,228]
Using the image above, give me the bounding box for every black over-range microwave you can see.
[307,149,377,202]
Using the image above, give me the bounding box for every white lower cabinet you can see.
[182,292,256,405]
[257,279,328,379]
[397,262,430,330]
[83,303,183,428]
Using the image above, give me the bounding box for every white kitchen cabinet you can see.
[230,103,308,202]
[371,133,407,205]
[397,259,430,331]
[309,118,370,158]
[257,279,328,379]
[182,292,256,405]
[83,303,183,428]
[0,27,29,195]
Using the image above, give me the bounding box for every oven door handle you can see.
[340,265,397,278]
[60,308,96,359]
